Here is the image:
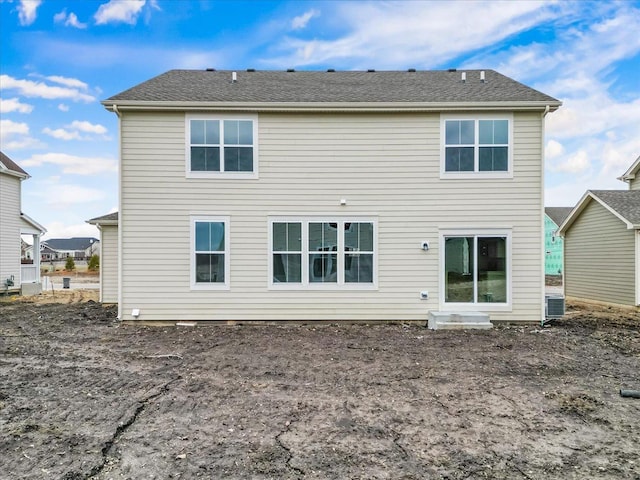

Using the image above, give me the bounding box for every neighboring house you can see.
[87,212,118,303]
[41,237,100,261]
[100,69,560,323]
[559,155,640,307]
[0,151,46,295]
[544,207,572,275]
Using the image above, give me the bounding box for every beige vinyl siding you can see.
[99,225,118,303]
[629,177,640,191]
[0,173,21,286]
[564,200,636,306]
[119,111,544,322]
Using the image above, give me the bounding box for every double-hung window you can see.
[441,230,510,307]
[441,115,512,177]
[187,115,258,177]
[191,216,230,289]
[270,218,376,288]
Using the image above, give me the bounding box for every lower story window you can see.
[271,218,376,287]
[191,216,229,289]
[444,234,508,304]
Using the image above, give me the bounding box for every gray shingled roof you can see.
[87,212,118,225]
[0,151,28,177]
[105,69,560,105]
[44,237,99,251]
[590,190,640,226]
[545,207,574,226]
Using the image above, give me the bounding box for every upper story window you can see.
[186,115,258,178]
[441,115,512,178]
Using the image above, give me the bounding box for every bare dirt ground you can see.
[1,295,639,480]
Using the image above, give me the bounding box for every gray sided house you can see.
[0,151,46,295]
[42,237,100,260]
[101,69,560,323]
[559,189,640,307]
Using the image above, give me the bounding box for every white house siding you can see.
[100,225,118,303]
[564,200,636,306]
[0,173,21,287]
[119,111,544,322]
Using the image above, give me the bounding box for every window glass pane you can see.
[345,222,373,252]
[224,147,253,172]
[479,147,508,171]
[205,120,220,144]
[477,237,506,303]
[195,253,224,283]
[273,223,301,252]
[195,222,224,251]
[445,120,459,144]
[493,120,508,144]
[191,146,220,171]
[460,120,474,144]
[273,254,301,283]
[308,222,337,251]
[445,237,475,303]
[445,147,474,171]
[309,254,337,283]
[238,120,253,144]
[345,253,373,283]
[479,120,493,144]
[224,120,239,144]
[191,120,205,144]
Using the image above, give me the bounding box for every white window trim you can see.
[440,113,513,180]
[185,114,259,179]
[268,216,378,290]
[439,228,512,311]
[190,215,230,290]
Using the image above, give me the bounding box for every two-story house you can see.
[99,69,560,324]
[0,151,46,295]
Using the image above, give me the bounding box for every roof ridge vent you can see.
[408,68,416,72]
[367,69,375,72]
[448,68,457,72]
[206,68,216,72]
[327,68,335,72]
[461,72,466,83]
[247,68,255,72]
[287,68,295,72]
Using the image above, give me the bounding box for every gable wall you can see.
[119,110,545,322]
[564,199,636,305]
[0,173,21,286]
[629,177,640,191]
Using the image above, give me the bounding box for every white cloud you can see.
[17,0,42,26]
[0,75,95,102]
[0,97,34,113]
[42,120,109,141]
[42,221,99,240]
[549,150,590,174]
[0,119,46,150]
[545,140,564,160]
[45,75,89,90]
[1,119,29,138]
[42,127,81,141]
[291,9,319,30]
[94,0,148,25]
[58,104,69,112]
[54,9,87,29]
[270,1,555,68]
[21,153,118,175]
[67,120,107,135]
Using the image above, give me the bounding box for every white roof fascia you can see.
[0,163,29,180]
[559,191,636,236]
[617,154,640,184]
[20,213,47,234]
[102,100,562,113]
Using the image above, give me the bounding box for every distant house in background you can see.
[559,181,640,307]
[41,237,100,261]
[544,207,572,276]
[87,213,118,303]
[0,151,46,295]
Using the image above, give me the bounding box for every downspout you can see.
[540,105,550,325]
[113,103,123,320]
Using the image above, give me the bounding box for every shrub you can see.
[65,256,76,271]
[88,254,100,271]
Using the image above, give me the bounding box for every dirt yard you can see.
[1,294,639,480]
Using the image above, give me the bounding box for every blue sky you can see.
[1,0,639,240]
